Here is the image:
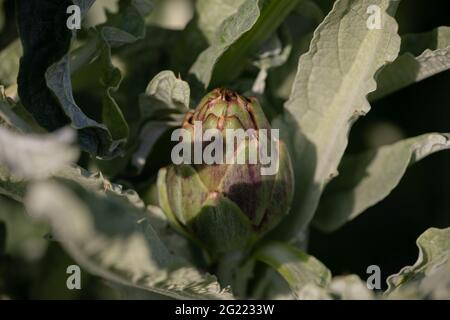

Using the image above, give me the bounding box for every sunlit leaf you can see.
[271,0,401,240]
[0,126,79,180]
[132,70,190,172]
[372,26,450,100]
[195,0,247,43]
[0,40,21,87]
[255,241,331,299]
[314,133,450,231]
[25,180,233,300]
[386,227,450,299]
[190,0,299,89]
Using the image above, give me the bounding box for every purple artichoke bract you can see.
[158,88,294,253]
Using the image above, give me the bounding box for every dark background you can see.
[0,0,449,296]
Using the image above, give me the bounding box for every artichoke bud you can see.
[158,88,294,253]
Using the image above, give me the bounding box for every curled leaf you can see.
[314,133,450,231]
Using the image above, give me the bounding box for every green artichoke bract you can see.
[158,88,294,253]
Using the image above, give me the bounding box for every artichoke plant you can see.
[158,88,294,254]
[2,0,450,301]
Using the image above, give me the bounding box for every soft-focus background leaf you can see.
[0,127,79,180]
[0,40,21,87]
[190,0,299,89]
[25,180,232,300]
[314,133,450,231]
[272,0,401,241]
[195,0,247,44]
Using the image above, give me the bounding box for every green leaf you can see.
[25,180,233,300]
[314,133,450,232]
[0,95,31,133]
[400,26,450,56]
[0,126,142,205]
[251,26,292,94]
[131,71,190,172]
[386,227,450,299]
[101,0,152,47]
[16,0,126,158]
[0,197,49,261]
[328,275,374,300]
[17,0,152,158]
[196,0,247,43]
[0,166,26,202]
[0,126,79,180]
[255,241,331,299]
[190,0,299,89]
[0,119,79,202]
[140,70,190,117]
[0,39,22,87]
[272,0,401,240]
[268,2,321,101]
[372,27,450,100]
[287,274,374,300]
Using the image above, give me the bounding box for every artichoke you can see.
[158,88,294,253]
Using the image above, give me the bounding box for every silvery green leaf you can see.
[57,166,146,209]
[133,71,190,172]
[372,27,450,100]
[25,181,233,300]
[0,167,26,202]
[0,126,79,180]
[196,0,247,43]
[17,0,124,158]
[140,70,190,116]
[0,96,30,133]
[0,132,143,206]
[291,274,375,300]
[272,0,401,240]
[252,27,292,94]
[0,40,21,87]
[73,0,96,15]
[17,0,152,158]
[314,133,450,231]
[255,241,331,299]
[328,275,374,300]
[265,1,323,101]
[0,197,48,262]
[400,26,450,56]
[190,0,299,88]
[145,205,194,263]
[386,227,450,299]
[253,27,292,70]
[101,0,152,47]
